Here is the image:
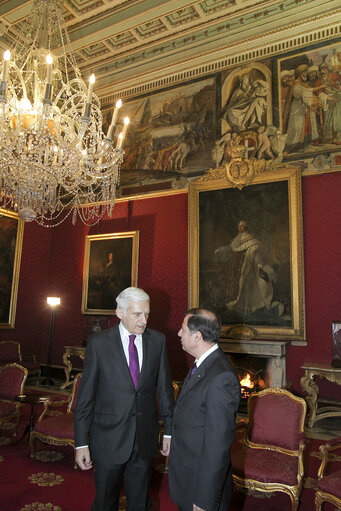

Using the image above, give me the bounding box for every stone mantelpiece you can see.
[219,339,288,388]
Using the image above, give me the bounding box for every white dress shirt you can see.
[194,343,219,368]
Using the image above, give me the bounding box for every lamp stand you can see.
[41,307,56,386]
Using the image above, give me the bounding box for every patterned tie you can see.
[128,334,140,388]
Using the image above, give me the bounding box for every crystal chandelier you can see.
[0,0,129,227]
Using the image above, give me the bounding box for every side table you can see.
[60,345,85,390]
[14,394,48,442]
[300,362,341,428]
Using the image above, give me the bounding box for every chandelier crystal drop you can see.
[0,0,128,227]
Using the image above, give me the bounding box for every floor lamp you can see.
[41,296,61,386]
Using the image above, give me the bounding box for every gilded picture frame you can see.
[81,231,139,315]
[331,321,341,367]
[188,167,306,343]
[0,208,24,329]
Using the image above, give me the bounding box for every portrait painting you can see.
[0,209,24,329]
[332,321,341,367]
[81,231,139,315]
[189,167,305,342]
[102,77,216,195]
[278,40,341,159]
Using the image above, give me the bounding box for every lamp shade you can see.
[47,297,61,306]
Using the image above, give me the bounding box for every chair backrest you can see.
[246,387,307,452]
[68,372,82,414]
[0,341,21,364]
[0,363,28,399]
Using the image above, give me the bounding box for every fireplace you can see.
[231,354,268,400]
[219,339,288,408]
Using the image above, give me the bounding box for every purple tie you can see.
[128,334,140,388]
[190,362,197,377]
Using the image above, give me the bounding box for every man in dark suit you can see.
[168,308,240,511]
[74,287,174,511]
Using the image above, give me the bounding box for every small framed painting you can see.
[81,231,139,315]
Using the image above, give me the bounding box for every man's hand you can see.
[193,505,205,511]
[75,447,93,470]
[160,437,171,457]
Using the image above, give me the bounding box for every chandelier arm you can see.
[0,0,128,227]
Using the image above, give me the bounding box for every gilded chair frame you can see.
[232,387,307,511]
[0,362,28,433]
[315,437,341,511]
[29,372,82,458]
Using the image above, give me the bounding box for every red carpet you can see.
[1,390,340,510]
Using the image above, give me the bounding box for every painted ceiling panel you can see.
[107,31,138,50]
[65,0,105,16]
[166,7,201,27]
[134,19,168,38]
[199,0,236,15]
[80,41,110,58]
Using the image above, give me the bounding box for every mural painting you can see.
[102,78,216,193]
[216,63,277,168]
[278,41,341,159]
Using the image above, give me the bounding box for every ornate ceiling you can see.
[0,0,340,103]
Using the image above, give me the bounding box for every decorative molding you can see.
[100,14,341,103]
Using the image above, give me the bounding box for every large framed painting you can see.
[81,231,139,315]
[189,167,305,343]
[277,40,341,160]
[0,209,24,329]
[102,77,216,197]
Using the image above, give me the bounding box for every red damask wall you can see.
[1,173,341,398]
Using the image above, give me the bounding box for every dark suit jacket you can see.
[168,348,240,511]
[74,325,174,468]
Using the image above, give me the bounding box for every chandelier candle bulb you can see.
[116,116,130,148]
[106,99,122,140]
[87,74,95,103]
[2,50,10,83]
[116,132,123,149]
[46,54,52,84]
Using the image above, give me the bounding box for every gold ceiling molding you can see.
[100,11,341,105]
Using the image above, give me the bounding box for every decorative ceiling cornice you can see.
[99,9,341,105]
[0,0,339,104]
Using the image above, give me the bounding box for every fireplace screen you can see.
[228,354,269,402]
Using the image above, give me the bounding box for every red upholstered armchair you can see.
[30,373,82,462]
[231,387,307,511]
[315,436,341,510]
[0,363,28,435]
[0,341,40,381]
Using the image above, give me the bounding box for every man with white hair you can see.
[75,287,174,511]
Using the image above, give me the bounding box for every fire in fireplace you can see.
[239,369,267,400]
